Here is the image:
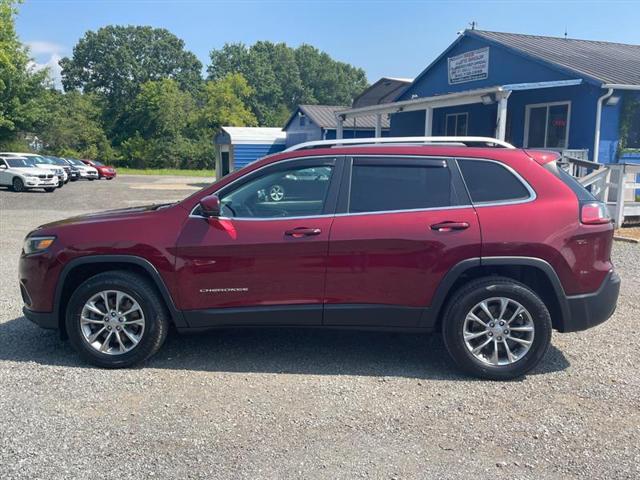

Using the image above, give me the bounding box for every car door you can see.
[324,156,482,327]
[175,156,342,328]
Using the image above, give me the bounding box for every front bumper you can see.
[561,270,620,332]
[25,177,59,188]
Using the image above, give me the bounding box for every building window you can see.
[299,114,306,127]
[524,101,570,149]
[445,113,468,136]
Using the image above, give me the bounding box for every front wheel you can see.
[442,277,552,380]
[66,271,170,368]
[57,180,64,188]
[268,184,285,202]
[44,187,56,193]
[12,177,25,192]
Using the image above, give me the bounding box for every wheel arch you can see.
[426,257,570,332]
[55,255,185,338]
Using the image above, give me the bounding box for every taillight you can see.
[580,201,611,225]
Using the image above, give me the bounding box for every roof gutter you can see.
[601,84,640,91]
[593,87,614,163]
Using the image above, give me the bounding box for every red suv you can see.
[19,138,620,379]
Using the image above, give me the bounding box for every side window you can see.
[458,159,531,204]
[349,159,455,213]
[219,164,334,218]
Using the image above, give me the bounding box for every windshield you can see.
[91,160,104,166]
[46,156,67,166]
[5,158,35,168]
[68,158,85,166]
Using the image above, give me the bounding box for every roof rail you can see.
[283,136,515,152]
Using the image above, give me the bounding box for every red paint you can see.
[19,145,615,322]
[81,159,117,179]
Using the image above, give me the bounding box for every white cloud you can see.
[25,41,66,89]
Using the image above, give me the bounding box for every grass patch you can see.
[118,168,214,177]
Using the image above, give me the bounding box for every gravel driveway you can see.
[1,176,639,479]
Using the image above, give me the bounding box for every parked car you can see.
[0,152,66,187]
[43,156,74,183]
[64,158,99,181]
[19,137,619,379]
[81,159,116,180]
[0,156,58,192]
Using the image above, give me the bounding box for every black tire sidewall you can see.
[13,177,24,192]
[443,280,552,380]
[66,273,168,368]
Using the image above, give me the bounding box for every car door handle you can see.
[284,227,322,238]
[430,221,470,232]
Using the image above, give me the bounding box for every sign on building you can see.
[448,47,489,85]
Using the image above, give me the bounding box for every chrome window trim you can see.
[189,154,537,220]
[455,157,537,207]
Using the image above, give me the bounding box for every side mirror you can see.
[199,194,221,218]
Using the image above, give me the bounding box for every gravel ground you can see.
[1,176,639,479]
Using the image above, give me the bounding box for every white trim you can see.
[445,112,469,136]
[601,84,640,91]
[523,101,571,150]
[594,88,614,163]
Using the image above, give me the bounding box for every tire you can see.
[441,276,552,380]
[88,178,95,181]
[44,187,56,193]
[65,271,170,368]
[106,177,113,180]
[12,177,25,192]
[58,180,64,188]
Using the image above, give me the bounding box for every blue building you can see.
[282,104,389,148]
[214,127,286,177]
[337,30,640,164]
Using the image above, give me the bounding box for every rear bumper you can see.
[561,270,620,332]
[23,306,57,329]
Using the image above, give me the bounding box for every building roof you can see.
[283,104,390,131]
[352,77,413,108]
[468,30,640,86]
[218,127,286,144]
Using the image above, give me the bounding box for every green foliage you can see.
[208,41,368,126]
[60,25,203,107]
[37,90,114,160]
[618,93,640,155]
[117,167,213,177]
[3,2,369,169]
[0,0,49,146]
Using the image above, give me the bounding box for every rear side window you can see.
[544,161,596,201]
[349,159,454,213]
[458,159,531,203]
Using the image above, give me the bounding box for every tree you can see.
[207,41,368,126]
[0,0,48,146]
[60,26,203,111]
[197,73,257,130]
[36,90,114,160]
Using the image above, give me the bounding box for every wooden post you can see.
[336,116,344,139]
[375,114,382,138]
[613,165,626,227]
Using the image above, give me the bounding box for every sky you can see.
[16,0,640,88]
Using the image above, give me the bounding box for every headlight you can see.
[23,236,56,255]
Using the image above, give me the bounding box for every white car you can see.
[0,156,59,192]
[64,158,99,180]
[0,152,67,186]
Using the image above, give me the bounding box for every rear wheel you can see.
[66,271,170,368]
[12,177,25,192]
[442,277,552,380]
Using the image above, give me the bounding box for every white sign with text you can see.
[448,47,489,85]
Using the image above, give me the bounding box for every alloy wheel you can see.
[80,290,145,355]
[268,185,285,202]
[462,297,535,366]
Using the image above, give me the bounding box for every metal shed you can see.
[214,127,286,178]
